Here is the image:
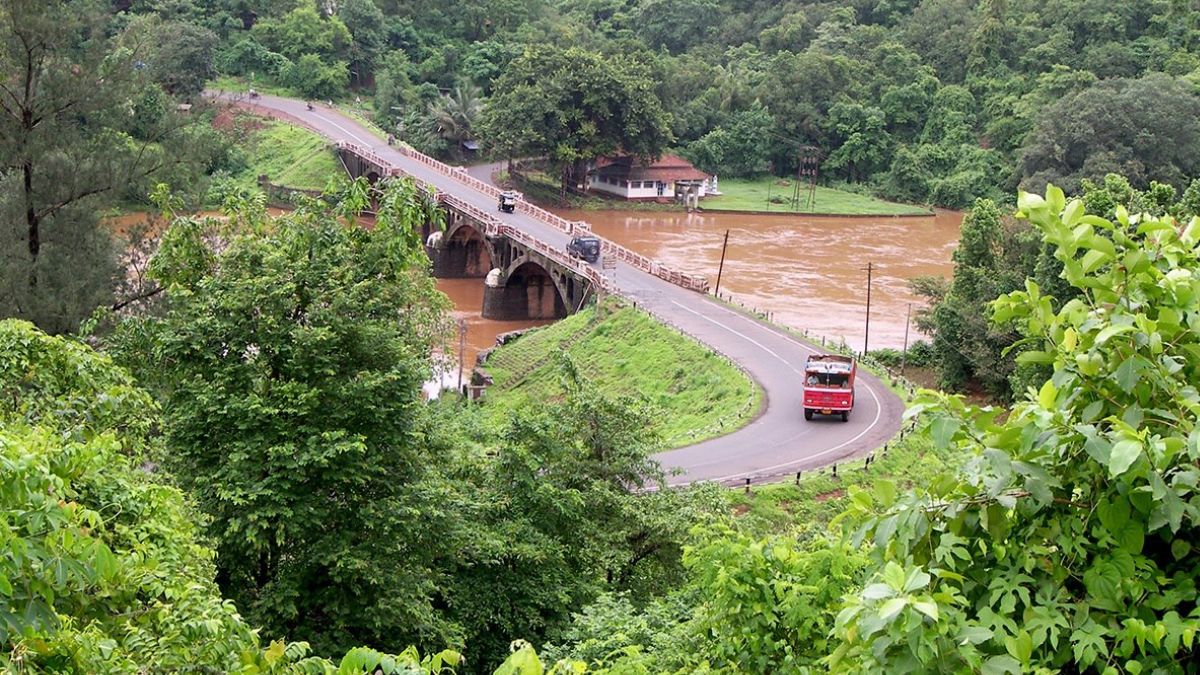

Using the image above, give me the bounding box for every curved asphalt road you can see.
[220,93,905,486]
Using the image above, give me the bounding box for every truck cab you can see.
[802,355,856,422]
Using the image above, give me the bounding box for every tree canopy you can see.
[110,180,458,655]
[0,317,461,674]
[477,45,673,195]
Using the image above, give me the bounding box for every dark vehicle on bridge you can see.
[566,235,601,263]
[498,190,518,213]
[802,354,855,421]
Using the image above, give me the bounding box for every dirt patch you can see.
[212,105,263,133]
[814,488,845,502]
[104,212,167,239]
[732,503,752,517]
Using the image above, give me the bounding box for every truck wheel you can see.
[840,411,849,422]
[804,408,813,421]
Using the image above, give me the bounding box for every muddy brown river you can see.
[111,205,963,369]
[436,278,555,367]
[554,208,963,350]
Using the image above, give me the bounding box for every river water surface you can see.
[110,205,962,371]
[555,208,963,349]
[435,278,555,368]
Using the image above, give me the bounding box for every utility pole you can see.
[862,262,874,356]
[808,157,819,210]
[900,302,912,377]
[457,319,467,395]
[792,157,803,210]
[714,229,730,296]
[792,148,820,212]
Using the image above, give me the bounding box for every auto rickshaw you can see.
[498,190,518,213]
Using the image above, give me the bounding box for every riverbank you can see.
[495,168,931,217]
[705,177,931,216]
[480,300,762,447]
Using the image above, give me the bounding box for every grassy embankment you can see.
[482,301,762,447]
[233,121,340,193]
[728,429,955,539]
[704,177,932,216]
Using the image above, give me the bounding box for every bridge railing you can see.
[328,139,705,294]
[599,240,711,293]
[496,224,611,292]
[368,141,708,293]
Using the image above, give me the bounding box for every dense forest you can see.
[7,0,1200,673]
[178,0,1200,209]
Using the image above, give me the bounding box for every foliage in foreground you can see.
[835,186,1200,671]
[0,318,460,673]
[109,179,458,656]
[101,181,727,671]
[916,174,1200,404]
[512,183,1200,673]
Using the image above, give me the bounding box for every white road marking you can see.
[667,299,888,484]
[263,97,897,485]
[668,300,805,376]
[309,112,374,148]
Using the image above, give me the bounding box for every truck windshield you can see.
[806,373,849,387]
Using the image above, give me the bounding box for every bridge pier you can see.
[428,221,492,278]
[482,268,568,320]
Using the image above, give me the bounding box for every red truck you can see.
[802,354,856,422]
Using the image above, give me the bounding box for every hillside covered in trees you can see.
[9,1,1200,673]
[181,0,1200,208]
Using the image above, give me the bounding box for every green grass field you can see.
[236,121,340,192]
[482,301,762,446]
[704,177,931,216]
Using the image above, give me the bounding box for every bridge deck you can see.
[217,92,904,486]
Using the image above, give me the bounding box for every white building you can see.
[587,154,716,201]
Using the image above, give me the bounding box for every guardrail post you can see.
[744,477,751,494]
[832,463,838,479]
[795,470,802,485]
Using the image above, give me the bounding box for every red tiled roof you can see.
[594,154,711,182]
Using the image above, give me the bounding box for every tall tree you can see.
[428,81,482,160]
[0,0,193,333]
[919,198,1039,398]
[110,181,459,656]
[338,0,386,86]
[478,46,673,199]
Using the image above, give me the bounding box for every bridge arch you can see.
[485,255,569,320]
[439,220,494,277]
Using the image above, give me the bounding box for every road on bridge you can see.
[218,93,906,486]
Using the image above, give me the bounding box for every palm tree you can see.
[428,82,483,160]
